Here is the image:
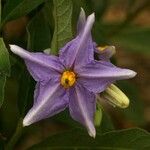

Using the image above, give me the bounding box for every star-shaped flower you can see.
[10,9,136,138]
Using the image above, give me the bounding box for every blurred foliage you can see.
[0,38,10,76]
[0,0,149,149]
[111,27,150,53]
[29,128,150,150]
[117,81,145,126]
[1,0,45,27]
[0,74,6,108]
[27,3,52,51]
[0,38,10,108]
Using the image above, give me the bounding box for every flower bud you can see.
[97,46,116,59]
[102,84,129,108]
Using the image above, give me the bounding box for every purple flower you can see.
[10,9,136,138]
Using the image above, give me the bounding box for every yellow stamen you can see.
[61,71,76,88]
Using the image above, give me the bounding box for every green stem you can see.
[5,118,23,150]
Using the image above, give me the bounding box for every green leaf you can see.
[28,128,150,150]
[51,0,73,54]
[111,27,150,53]
[0,38,10,76]
[0,74,6,108]
[1,0,45,27]
[53,109,114,134]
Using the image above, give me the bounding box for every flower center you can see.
[61,71,76,88]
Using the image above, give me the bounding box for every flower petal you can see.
[10,45,64,82]
[69,84,96,138]
[78,77,112,93]
[23,80,68,126]
[77,61,136,93]
[77,8,86,34]
[59,13,95,68]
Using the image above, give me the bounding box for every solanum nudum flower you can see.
[10,9,136,138]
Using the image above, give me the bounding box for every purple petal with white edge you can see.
[23,80,68,126]
[59,13,95,68]
[77,8,86,34]
[78,61,136,79]
[10,45,64,82]
[69,83,96,138]
[77,61,136,93]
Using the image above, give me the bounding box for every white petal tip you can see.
[90,13,95,19]
[88,128,96,138]
[9,44,26,56]
[120,70,137,79]
[87,13,95,22]
[9,44,19,53]
[80,7,85,14]
[9,44,30,59]
[79,8,86,22]
[88,130,96,138]
[128,70,137,78]
[23,118,31,127]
